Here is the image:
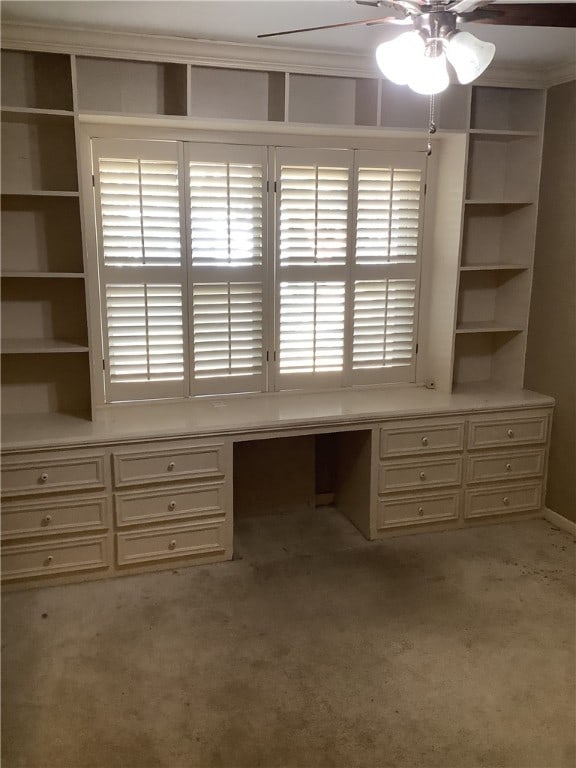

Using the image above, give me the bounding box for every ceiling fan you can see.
[258,1,576,95]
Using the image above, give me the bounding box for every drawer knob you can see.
[42,515,52,526]
[168,539,177,550]
[507,429,514,438]
[45,555,53,565]
[168,501,176,511]
[418,506,424,516]
[503,497,510,506]
[505,463,512,471]
[421,437,429,446]
[419,472,427,481]
[167,462,175,472]
[40,473,49,483]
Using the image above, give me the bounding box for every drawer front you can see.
[466,449,545,484]
[380,420,465,458]
[115,483,224,527]
[2,495,109,540]
[468,412,550,450]
[2,535,109,582]
[379,456,462,494]
[465,482,543,519]
[2,452,106,497]
[116,519,227,567]
[377,490,460,530]
[113,441,225,488]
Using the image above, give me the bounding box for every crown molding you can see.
[2,21,573,89]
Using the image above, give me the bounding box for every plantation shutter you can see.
[92,139,188,402]
[186,143,268,395]
[350,150,426,385]
[275,147,352,390]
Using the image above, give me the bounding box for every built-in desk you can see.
[1,384,554,589]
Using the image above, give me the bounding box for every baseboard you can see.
[543,508,576,537]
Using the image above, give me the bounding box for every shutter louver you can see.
[105,284,184,382]
[279,282,345,374]
[99,158,181,267]
[356,167,422,265]
[189,162,263,267]
[279,165,349,266]
[353,280,416,369]
[192,282,263,379]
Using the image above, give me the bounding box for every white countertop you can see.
[1,384,555,452]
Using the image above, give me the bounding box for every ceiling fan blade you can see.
[464,3,576,27]
[449,0,492,13]
[257,15,403,39]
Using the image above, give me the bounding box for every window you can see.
[90,138,426,402]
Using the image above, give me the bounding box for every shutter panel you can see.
[186,144,267,395]
[352,280,416,370]
[192,282,263,393]
[93,139,188,402]
[279,165,349,266]
[279,282,345,374]
[350,150,426,385]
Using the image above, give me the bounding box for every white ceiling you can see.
[2,1,576,71]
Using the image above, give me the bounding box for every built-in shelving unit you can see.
[452,85,545,390]
[0,40,547,420]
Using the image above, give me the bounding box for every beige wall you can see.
[525,80,576,522]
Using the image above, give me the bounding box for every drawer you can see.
[378,455,462,494]
[2,495,109,541]
[113,441,226,488]
[115,483,225,527]
[377,490,460,530]
[116,519,227,567]
[465,482,543,519]
[1,535,109,582]
[468,411,550,450]
[2,451,106,498]
[466,449,545,484]
[380,419,465,458]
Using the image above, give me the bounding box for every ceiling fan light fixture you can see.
[375,30,426,85]
[445,30,496,84]
[407,47,450,95]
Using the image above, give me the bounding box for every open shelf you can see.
[288,74,376,126]
[470,86,544,132]
[1,106,74,118]
[1,111,78,193]
[2,339,90,354]
[457,270,530,331]
[466,134,540,201]
[1,353,91,417]
[453,331,525,388]
[1,272,85,279]
[76,57,187,116]
[1,195,84,274]
[189,67,286,121]
[460,202,536,268]
[460,264,528,272]
[379,81,469,130]
[1,50,73,111]
[1,278,88,349]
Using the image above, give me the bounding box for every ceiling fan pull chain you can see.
[427,93,437,156]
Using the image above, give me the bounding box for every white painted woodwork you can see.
[1,534,110,581]
[464,481,543,518]
[467,411,549,449]
[112,440,226,487]
[114,482,224,527]
[116,518,227,566]
[465,448,546,484]
[378,455,463,494]
[1,494,108,540]
[379,419,465,458]
[377,490,460,529]
[1,451,106,497]
[470,88,545,132]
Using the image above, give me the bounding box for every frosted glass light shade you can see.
[375,32,426,86]
[446,31,496,84]
[408,52,450,95]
